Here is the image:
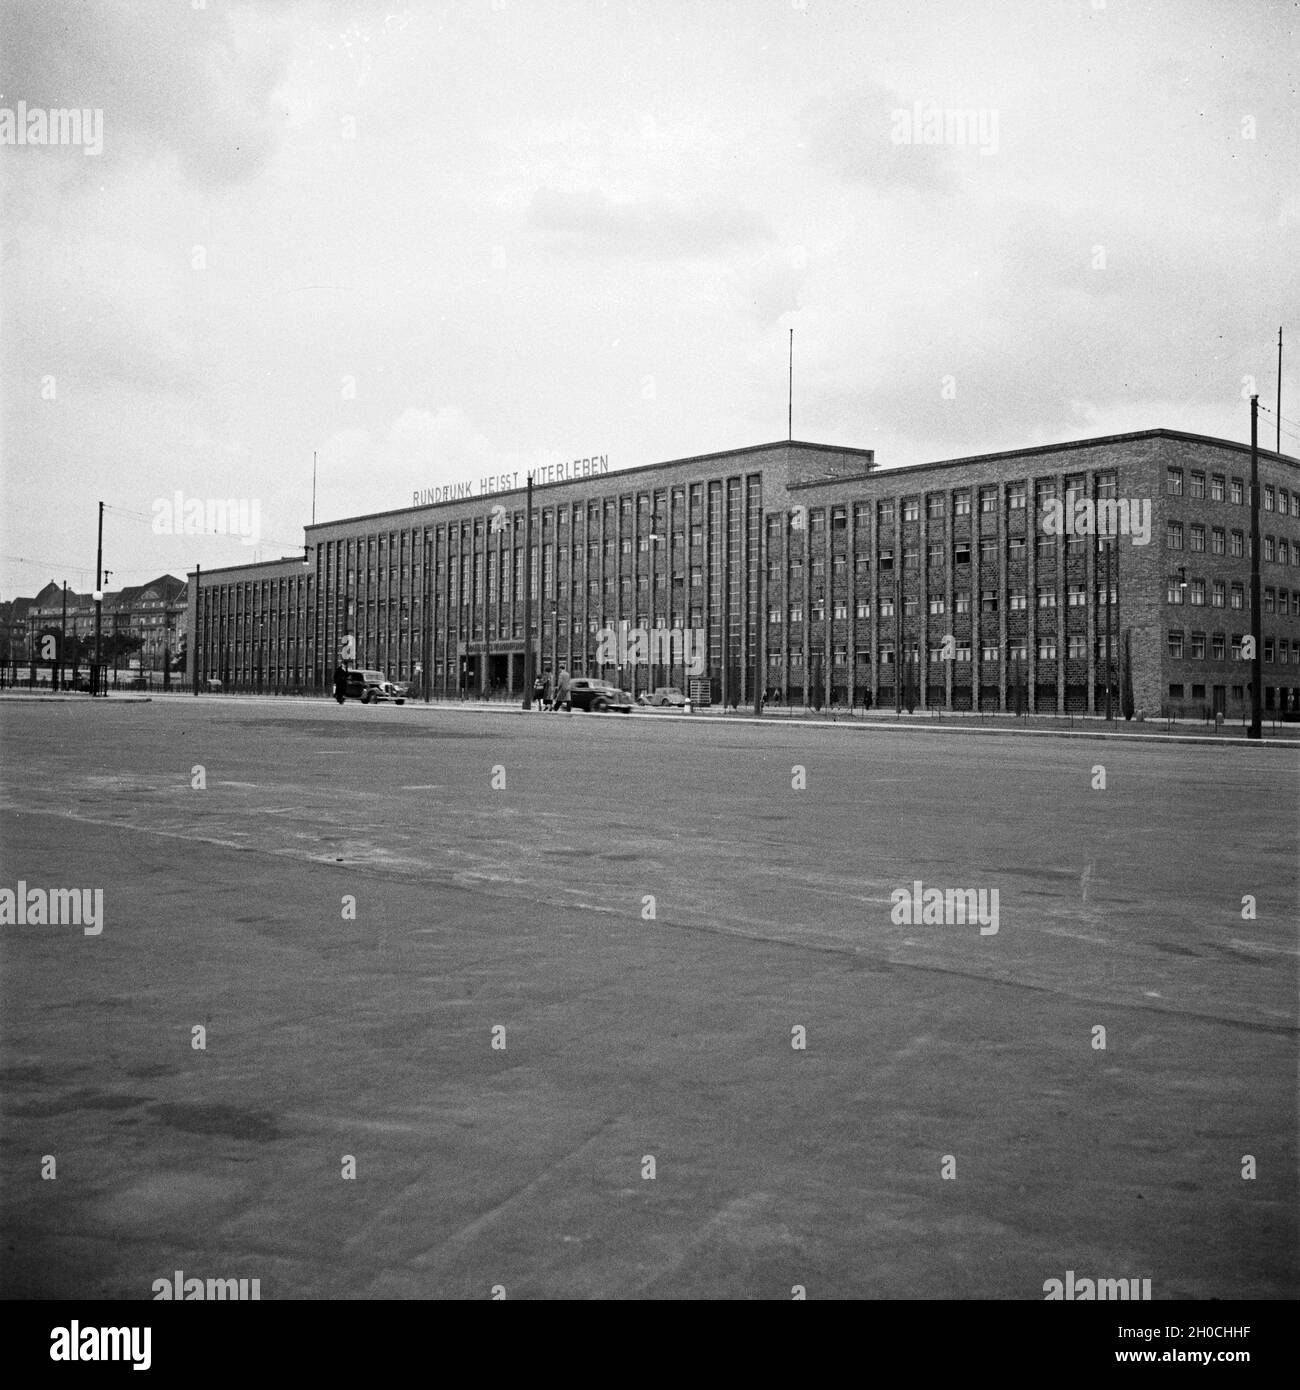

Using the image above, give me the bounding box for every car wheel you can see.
[361,692,370,704]
[592,696,609,712]
[396,698,405,705]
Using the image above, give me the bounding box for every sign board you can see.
[340,634,355,661]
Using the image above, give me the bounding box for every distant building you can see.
[186,429,1300,718]
[5,576,186,677]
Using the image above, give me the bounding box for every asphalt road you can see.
[1,696,1296,1299]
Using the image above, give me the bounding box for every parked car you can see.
[125,676,149,691]
[204,677,223,692]
[646,686,687,707]
[567,677,632,713]
[342,669,404,704]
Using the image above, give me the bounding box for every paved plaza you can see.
[1,697,1295,1299]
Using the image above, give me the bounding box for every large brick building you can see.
[186,427,1300,717]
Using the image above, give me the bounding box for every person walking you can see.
[554,667,571,712]
[532,673,546,710]
[333,662,348,705]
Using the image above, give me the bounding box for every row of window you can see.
[1167,466,1300,515]
[1166,522,1296,564]
[770,584,1118,622]
[767,639,1113,665]
[1167,632,1300,663]
[1167,578,1300,614]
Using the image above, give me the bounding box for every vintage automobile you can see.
[342,669,405,704]
[567,677,632,713]
[645,686,687,707]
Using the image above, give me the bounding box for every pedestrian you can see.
[532,673,545,709]
[333,662,347,705]
[554,666,571,712]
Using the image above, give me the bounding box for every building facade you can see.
[186,429,1300,717]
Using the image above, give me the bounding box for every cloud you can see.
[0,0,289,185]
[801,85,954,195]
[529,186,768,259]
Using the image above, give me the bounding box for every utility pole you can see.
[59,580,68,692]
[894,571,902,715]
[312,450,317,527]
[522,472,534,708]
[788,329,793,442]
[754,513,765,716]
[93,501,103,697]
[1249,394,1262,739]
[1278,327,1283,457]
[1104,529,1113,720]
[193,563,201,695]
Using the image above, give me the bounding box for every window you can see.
[1009,588,1027,611]
[812,598,825,621]
[1231,477,1243,505]
[1211,580,1225,607]
[903,497,920,523]
[1211,473,1225,502]
[954,539,972,565]
[1168,683,1185,699]
[855,555,870,578]
[925,542,943,568]
[690,567,703,588]
[789,606,803,624]
[833,645,848,666]
[981,642,999,662]
[1008,481,1027,510]
[1231,636,1243,659]
[1264,485,1275,512]
[1038,639,1057,660]
[1189,471,1205,500]
[1230,583,1244,609]
[1008,536,1027,559]
[1037,536,1056,561]
[1264,537,1275,563]
[879,597,895,618]
[1264,587,1275,614]
[954,489,971,516]
[955,590,971,615]
[1167,631,1184,659]
[856,601,870,619]
[1067,584,1085,607]
[1166,467,1184,496]
[1294,492,1300,519]
[878,547,894,572]
[980,589,997,612]
[1190,524,1205,552]
[904,597,919,618]
[1263,638,1275,662]
[1281,540,1290,566]
[1167,521,1184,550]
[927,495,945,519]
[810,509,826,534]
[1036,479,1058,508]
[929,597,945,615]
[690,524,703,545]
[1190,579,1205,606]
[903,546,920,571]
[1037,585,1056,609]
[1008,641,1028,662]
[1211,527,1225,555]
[1068,634,1087,659]
[955,641,971,662]
[831,506,847,530]
[1212,633,1225,660]
[878,500,895,527]
[1191,632,1206,659]
[1167,575,1184,604]
[979,536,998,562]
[878,643,895,665]
[980,486,997,514]
[1231,529,1244,557]
[854,503,870,528]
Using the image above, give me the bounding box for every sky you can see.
[1,0,1297,596]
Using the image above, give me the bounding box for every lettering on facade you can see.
[413,456,609,507]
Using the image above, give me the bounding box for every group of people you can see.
[531,668,571,711]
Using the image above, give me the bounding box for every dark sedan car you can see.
[567,678,632,713]
[342,669,405,704]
